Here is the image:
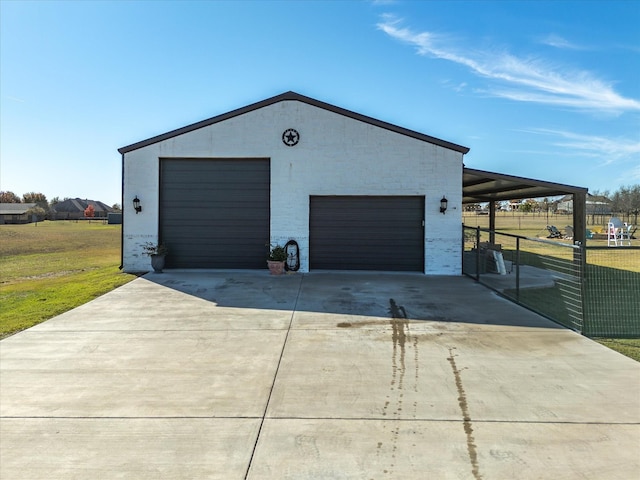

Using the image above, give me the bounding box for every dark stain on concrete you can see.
[336,320,389,328]
[389,298,408,392]
[380,298,421,476]
[447,346,482,480]
[339,299,424,475]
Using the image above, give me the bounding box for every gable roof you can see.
[0,203,36,215]
[587,194,612,204]
[558,193,611,204]
[118,91,470,155]
[52,198,113,213]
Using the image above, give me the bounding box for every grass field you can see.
[590,338,640,361]
[0,221,137,338]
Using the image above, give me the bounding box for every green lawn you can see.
[0,221,137,338]
[591,338,640,362]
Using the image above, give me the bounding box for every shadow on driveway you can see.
[141,270,564,330]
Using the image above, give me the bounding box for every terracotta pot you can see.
[267,260,285,275]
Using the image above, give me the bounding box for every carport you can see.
[463,167,588,244]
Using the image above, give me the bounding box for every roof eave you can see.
[462,167,588,204]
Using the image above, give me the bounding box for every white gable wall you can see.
[123,100,463,274]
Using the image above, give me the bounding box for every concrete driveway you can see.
[1,272,638,479]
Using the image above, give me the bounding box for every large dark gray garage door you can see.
[309,196,424,271]
[160,158,270,269]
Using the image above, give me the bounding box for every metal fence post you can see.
[516,237,520,302]
[475,226,480,282]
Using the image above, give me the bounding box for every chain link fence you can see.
[462,226,640,337]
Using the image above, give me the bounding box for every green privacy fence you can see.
[462,226,640,337]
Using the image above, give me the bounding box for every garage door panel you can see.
[162,211,269,223]
[178,237,265,248]
[317,238,423,248]
[167,232,269,243]
[167,170,265,180]
[310,196,424,271]
[162,185,269,196]
[163,203,269,215]
[160,158,270,269]
[162,220,268,229]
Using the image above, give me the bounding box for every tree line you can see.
[607,185,640,220]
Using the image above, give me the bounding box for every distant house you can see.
[0,203,37,224]
[507,200,521,212]
[51,198,114,220]
[557,194,612,215]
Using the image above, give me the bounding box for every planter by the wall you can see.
[151,254,166,273]
[267,260,285,275]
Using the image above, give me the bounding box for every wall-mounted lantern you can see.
[133,196,142,214]
[440,196,448,214]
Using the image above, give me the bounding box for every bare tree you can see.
[612,185,640,223]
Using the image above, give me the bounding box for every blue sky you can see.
[1,0,638,207]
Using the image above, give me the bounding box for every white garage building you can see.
[119,91,470,274]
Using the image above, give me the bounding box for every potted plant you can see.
[142,242,169,273]
[267,244,286,275]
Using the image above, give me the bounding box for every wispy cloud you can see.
[538,34,584,50]
[377,16,640,114]
[440,79,468,93]
[525,128,640,165]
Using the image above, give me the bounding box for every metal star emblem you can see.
[282,128,300,147]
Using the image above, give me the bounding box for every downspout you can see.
[119,152,125,270]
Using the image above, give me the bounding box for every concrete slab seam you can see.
[243,274,305,479]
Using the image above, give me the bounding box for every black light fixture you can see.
[133,196,142,214]
[440,196,448,214]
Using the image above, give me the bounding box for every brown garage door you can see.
[160,158,270,269]
[309,196,424,271]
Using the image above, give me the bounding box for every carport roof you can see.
[118,91,470,155]
[463,167,587,204]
